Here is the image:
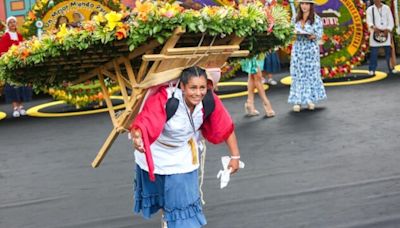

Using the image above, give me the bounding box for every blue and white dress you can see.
[288,16,327,105]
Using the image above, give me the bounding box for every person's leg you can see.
[253,69,275,117]
[245,74,259,116]
[369,47,378,74]
[384,45,394,73]
[12,102,19,115]
[5,84,21,117]
[390,35,397,69]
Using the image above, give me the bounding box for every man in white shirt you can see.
[366,0,398,75]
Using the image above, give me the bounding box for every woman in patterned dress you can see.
[288,0,326,112]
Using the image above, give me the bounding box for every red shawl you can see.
[130,86,234,181]
[0,32,23,55]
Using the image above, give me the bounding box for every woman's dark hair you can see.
[295,3,315,25]
[55,16,69,29]
[90,11,99,20]
[180,66,207,85]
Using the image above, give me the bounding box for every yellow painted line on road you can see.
[217,82,269,99]
[280,70,387,86]
[0,111,6,120]
[27,96,125,117]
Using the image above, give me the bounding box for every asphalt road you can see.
[1,65,400,228]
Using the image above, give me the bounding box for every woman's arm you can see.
[225,131,241,174]
[313,16,323,41]
[308,16,323,41]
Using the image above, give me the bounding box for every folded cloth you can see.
[216,156,245,189]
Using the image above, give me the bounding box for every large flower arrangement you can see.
[0,1,293,88]
[220,0,291,80]
[22,0,124,37]
[0,20,5,36]
[46,79,120,109]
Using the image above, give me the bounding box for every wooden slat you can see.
[74,39,161,84]
[122,58,137,88]
[148,27,185,74]
[166,45,240,55]
[92,90,145,168]
[137,50,152,83]
[91,128,120,168]
[113,60,130,105]
[143,50,249,61]
[98,72,118,127]
[97,69,132,90]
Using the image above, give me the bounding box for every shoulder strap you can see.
[202,89,215,120]
[372,7,376,26]
[166,91,179,122]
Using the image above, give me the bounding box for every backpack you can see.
[166,89,215,122]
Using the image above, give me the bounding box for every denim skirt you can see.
[134,165,207,228]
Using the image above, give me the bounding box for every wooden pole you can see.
[98,71,118,127]
[91,91,145,168]
[91,128,120,168]
[113,60,130,105]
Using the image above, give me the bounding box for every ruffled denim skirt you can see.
[134,165,207,228]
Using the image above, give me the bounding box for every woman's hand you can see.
[308,34,316,40]
[132,129,145,153]
[228,158,240,174]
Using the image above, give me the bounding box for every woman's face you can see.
[300,3,311,13]
[59,17,68,25]
[180,75,208,108]
[7,19,17,32]
[73,13,81,22]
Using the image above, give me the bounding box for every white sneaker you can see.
[13,110,20,117]
[391,69,399,74]
[18,106,26,116]
[261,78,266,84]
[267,78,278,85]
[368,71,375,76]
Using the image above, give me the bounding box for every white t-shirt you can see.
[135,88,204,175]
[366,4,394,47]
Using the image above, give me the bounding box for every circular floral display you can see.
[280,0,368,78]
[23,0,124,37]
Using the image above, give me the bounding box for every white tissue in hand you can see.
[216,156,245,189]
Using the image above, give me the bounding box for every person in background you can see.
[89,11,99,20]
[366,0,398,75]
[70,12,84,28]
[263,49,281,85]
[0,16,32,117]
[55,15,70,29]
[288,0,326,112]
[241,54,276,117]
